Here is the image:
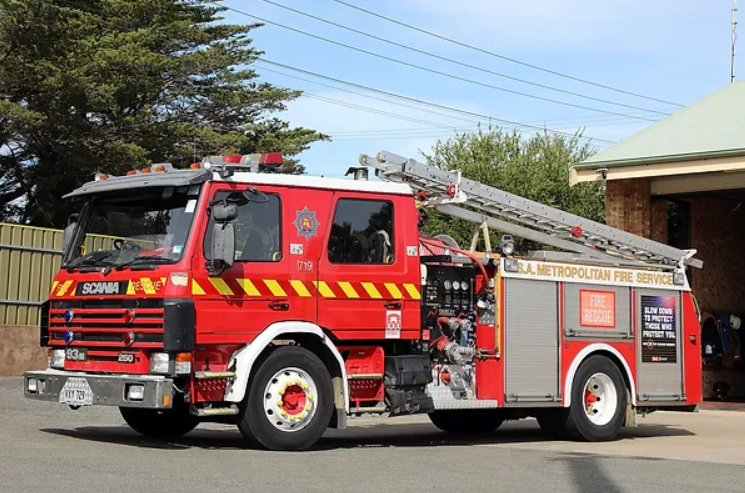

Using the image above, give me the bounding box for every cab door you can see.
[317,192,421,341]
[193,183,315,344]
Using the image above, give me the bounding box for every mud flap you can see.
[624,388,637,427]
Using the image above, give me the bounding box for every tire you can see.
[428,409,505,434]
[120,397,199,439]
[238,346,333,451]
[557,355,627,442]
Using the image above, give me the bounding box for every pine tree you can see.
[0,0,327,226]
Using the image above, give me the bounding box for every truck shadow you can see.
[40,419,695,452]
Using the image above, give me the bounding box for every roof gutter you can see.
[570,146,745,171]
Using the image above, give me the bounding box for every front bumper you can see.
[24,369,174,409]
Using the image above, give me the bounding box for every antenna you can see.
[733,0,739,83]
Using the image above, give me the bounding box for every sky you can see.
[217,0,739,178]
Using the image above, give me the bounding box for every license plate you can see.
[59,377,94,406]
[65,347,87,362]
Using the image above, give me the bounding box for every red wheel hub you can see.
[584,389,598,408]
[282,385,307,415]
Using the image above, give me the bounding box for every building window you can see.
[327,198,394,264]
[204,191,282,262]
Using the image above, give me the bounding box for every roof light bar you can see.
[201,152,286,177]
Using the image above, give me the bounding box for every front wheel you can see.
[120,398,199,439]
[238,346,334,451]
[429,409,505,433]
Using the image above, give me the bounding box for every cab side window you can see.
[327,198,394,264]
[204,191,282,262]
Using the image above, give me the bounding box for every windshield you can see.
[64,185,201,269]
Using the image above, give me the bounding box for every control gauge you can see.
[443,280,452,290]
[452,281,460,291]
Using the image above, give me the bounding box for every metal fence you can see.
[0,223,64,326]
[0,222,151,326]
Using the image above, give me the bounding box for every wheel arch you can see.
[563,344,636,408]
[223,321,349,425]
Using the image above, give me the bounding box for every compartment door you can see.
[504,279,560,406]
[636,288,685,404]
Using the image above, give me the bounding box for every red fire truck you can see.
[24,150,703,451]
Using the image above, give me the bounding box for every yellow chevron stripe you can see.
[127,281,136,295]
[290,280,312,297]
[403,283,421,300]
[337,281,359,298]
[50,281,59,296]
[236,278,261,297]
[209,277,234,296]
[160,277,167,286]
[313,280,335,298]
[57,280,73,297]
[192,279,206,295]
[141,278,156,295]
[264,279,287,297]
[384,283,403,299]
[361,282,382,299]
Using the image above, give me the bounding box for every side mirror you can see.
[208,202,237,274]
[62,213,79,253]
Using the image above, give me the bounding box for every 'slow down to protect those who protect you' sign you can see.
[641,295,677,363]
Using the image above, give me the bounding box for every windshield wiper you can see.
[64,252,114,272]
[115,255,175,271]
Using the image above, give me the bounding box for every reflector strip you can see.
[209,277,234,296]
[337,281,359,298]
[290,280,312,297]
[236,278,261,297]
[403,283,421,300]
[384,283,403,299]
[192,279,206,295]
[56,280,74,297]
[361,282,382,299]
[313,280,336,298]
[264,280,287,297]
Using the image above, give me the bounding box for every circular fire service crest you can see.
[294,207,319,240]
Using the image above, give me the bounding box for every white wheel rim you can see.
[583,372,618,426]
[263,367,318,433]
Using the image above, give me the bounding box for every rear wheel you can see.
[551,355,627,441]
[428,409,505,433]
[238,346,333,451]
[120,398,198,439]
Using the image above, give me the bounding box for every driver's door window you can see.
[203,191,283,262]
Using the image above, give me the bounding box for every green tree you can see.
[418,126,605,254]
[0,0,327,226]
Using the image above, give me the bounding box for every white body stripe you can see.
[216,171,413,195]
[562,344,637,407]
[224,321,349,415]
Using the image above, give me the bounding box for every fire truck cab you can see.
[24,151,702,451]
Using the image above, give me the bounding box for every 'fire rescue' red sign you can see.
[579,290,616,328]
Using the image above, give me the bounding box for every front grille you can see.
[49,302,165,349]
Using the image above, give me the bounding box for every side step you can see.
[191,404,240,417]
[194,371,236,379]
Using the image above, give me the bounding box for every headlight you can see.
[149,352,170,374]
[50,349,65,369]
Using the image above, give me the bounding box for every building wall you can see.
[606,180,745,314]
[687,196,745,314]
[605,179,651,238]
